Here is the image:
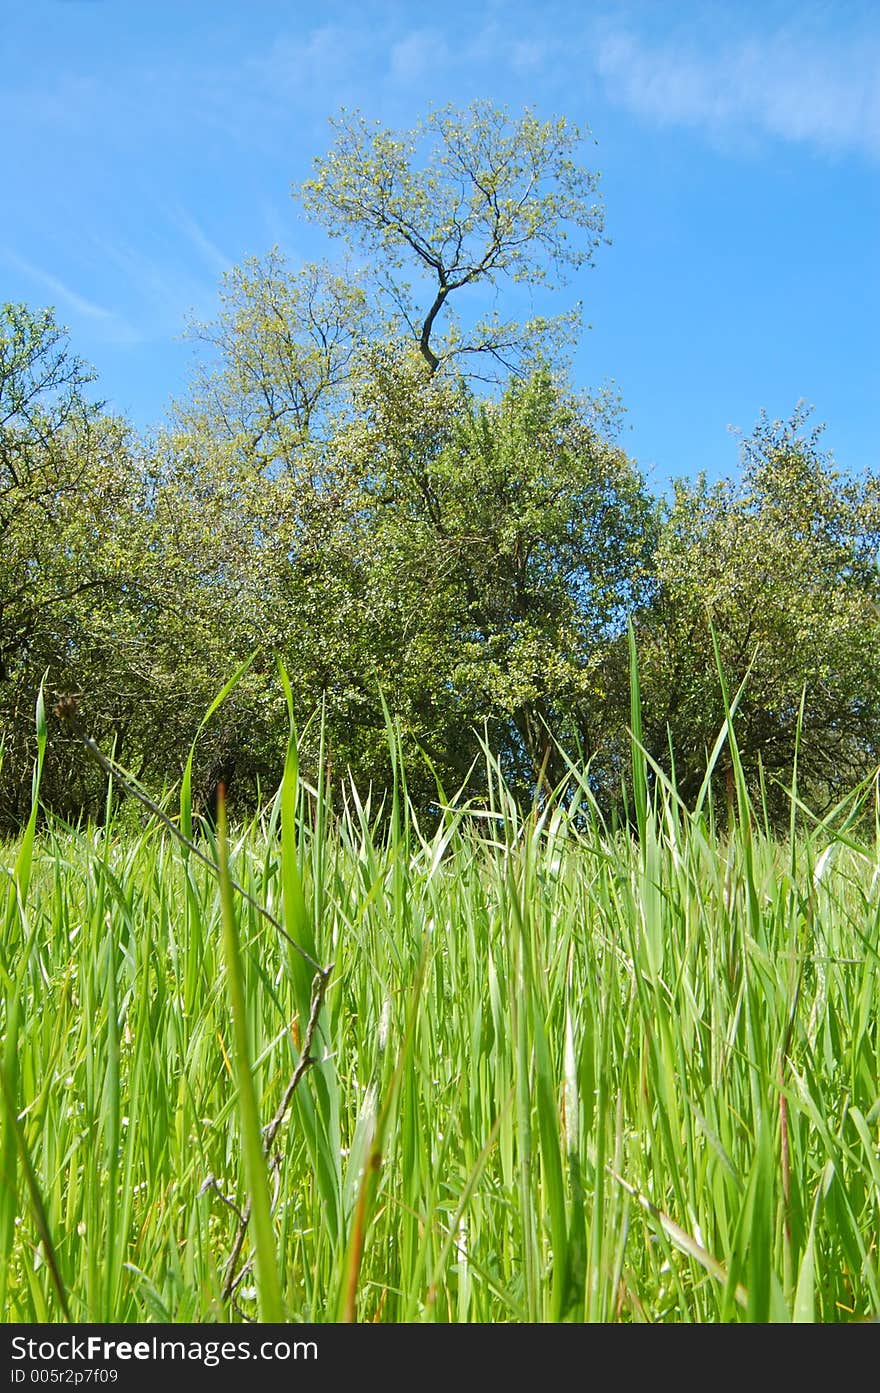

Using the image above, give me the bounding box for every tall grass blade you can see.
[215,786,285,1322]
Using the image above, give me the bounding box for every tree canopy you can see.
[2,101,879,832]
[300,102,604,376]
[638,408,880,811]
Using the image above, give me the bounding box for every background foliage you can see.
[2,103,878,829]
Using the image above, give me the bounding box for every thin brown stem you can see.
[220,968,330,1304]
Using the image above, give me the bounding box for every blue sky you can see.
[2,0,877,488]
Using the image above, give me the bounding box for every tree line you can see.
[2,103,879,831]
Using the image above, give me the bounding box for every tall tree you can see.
[180,252,374,472]
[637,408,880,811]
[300,102,605,377]
[0,304,148,822]
[322,356,655,798]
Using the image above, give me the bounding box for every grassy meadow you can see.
[2,688,879,1324]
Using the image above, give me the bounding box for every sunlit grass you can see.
[1,695,879,1322]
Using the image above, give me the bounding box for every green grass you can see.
[1,716,879,1322]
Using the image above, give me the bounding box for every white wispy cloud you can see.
[168,207,232,277]
[89,235,218,333]
[250,26,363,97]
[595,25,880,159]
[508,38,556,73]
[389,29,451,83]
[0,247,140,343]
